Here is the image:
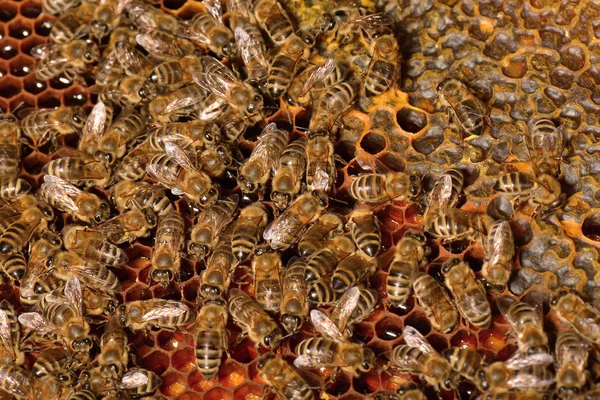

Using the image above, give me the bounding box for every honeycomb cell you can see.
[8,93,33,112]
[326,373,351,396]
[550,67,575,89]
[172,347,196,373]
[234,383,263,400]
[479,329,506,353]
[62,86,87,106]
[33,16,52,36]
[0,38,19,59]
[0,2,17,22]
[188,370,216,392]
[143,350,170,375]
[582,212,600,241]
[218,361,246,388]
[502,54,528,78]
[177,393,202,400]
[403,311,431,335]
[375,316,403,341]
[427,333,449,353]
[160,372,187,397]
[450,329,478,349]
[7,19,32,39]
[352,323,375,345]
[49,76,74,90]
[19,0,42,19]
[359,132,386,155]
[0,74,20,99]
[157,330,186,352]
[352,369,380,395]
[36,90,61,108]
[163,0,187,10]
[231,337,259,364]
[8,54,33,76]
[204,388,234,400]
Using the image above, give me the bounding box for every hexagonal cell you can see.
[352,323,375,345]
[49,75,74,90]
[19,34,44,56]
[450,329,478,350]
[583,212,600,241]
[163,0,187,10]
[234,383,263,400]
[142,350,170,376]
[403,310,431,336]
[23,72,45,94]
[188,369,217,392]
[230,337,258,364]
[19,0,42,18]
[218,361,246,388]
[8,93,34,113]
[204,388,233,400]
[8,19,33,39]
[172,347,197,373]
[396,107,428,133]
[359,132,387,155]
[36,90,61,108]
[426,333,449,353]
[0,75,21,98]
[0,38,19,59]
[177,392,202,400]
[157,330,186,352]
[8,54,33,77]
[0,2,17,22]
[160,371,187,398]
[479,329,507,353]
[33,16,53,36]
[353,368,380,395]
[62,86,87,106]
[326,373,351,396]
[375,316,403,341]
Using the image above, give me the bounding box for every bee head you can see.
[150,268,173,286]
[94,201,111,224]
[262,328,282,349]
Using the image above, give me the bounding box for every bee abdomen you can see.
[232,227,259,262]
[307,278,337,305]
[1,251,26,280]
[386,260,414,307]
[67,390,97,400]
[365,60,395,96]
[0,177,31,200]
[305,250,337,281]
[349,174,386,201]
[351,223,381,257]
[195,330,224,379]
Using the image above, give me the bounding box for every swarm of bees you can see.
[0,0,600,399]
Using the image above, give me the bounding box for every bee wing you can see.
[329,286,360,333]
[67,263,119,294]
[41,175,81,214]
[293,354,325,369]
[54,147,88,160]
[489,221,511,264]
[355,151,391,174]
[0,367,32,399]
[162,87,209,114]
[0,310,15,358]
[204,0,224,23]
[30,44,50,59]
[496,295,517,321]
[119,370,148,389]
[140,301,190,322]
[507,373,555,389]
[352,13,395,29]
[136,32,172,56]
[146,165,181,193]
[310,309,348,343]
[64,276,84,322]
[234,27,269,70]
[504,351,554,369]
[115,42,149,77]
[403,325,437,354]
[427,174,453,209]
[165,142,199,173]
[18,312,55,336]
[20,261,53,298]
[81,102,107,144]
[299,59,335,97]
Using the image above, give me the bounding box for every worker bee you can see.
[258,355,316,400]
[308,79,359,134]
[96,207,157,245]
[188,194,238,259]
[0,112,21,179]
[146,55,203,90]
[497,296,549,353]
[77,101,107,158]
[494,171,564,218]
[287,59,348,107]
[231,202,269,262]
[20,106,87,149]
[346,287,379,333]
[478,352,555,392]
[280,257,309,334]
[238,123,289,194]
[254,0,294,44]
[178,1,236,58]
[423,168,464,226]
[332,253,377,293]
[325,286,362,336]
[426,208,485,244]
[199,226,237,300]
[32,347,76,384]
[126,0,180,31]
[555,330,589,399]
[390,325,458,390]
[551,291,600,345]
[298,212,344,257]
[42,0,80,15]
[526,117,566,177]
[482,220,514,294]
[213,103,254,142]
[0,365,47,399]
[442,258,491,329]
[234,25,269,86]
[93,315,129,384]
[228,288,282,349]
[62,225,128,266]
[150,210,185,286]
[42,148,111,188]
[0,300,24,365]
[96,75,154,108]
[39,175,110,224]
[146,142,218,207]
[0,177,31,200]
[19,276,92,355]
[347,207,381,257]
[308,276,338,305]
[117,299,194,331]
[136,28,197,59]
[195,143,232,178]
[373,384,426,400]
[253,245,283,313]
[306,132,336,196]
[19,234,62,307]
[95,110,147,166]
[0,200,53,255]
[319,7,394,44]
[89,0,129,39]
[264,192,327,250]
[51,250,121,294]
[111,181,174,217]
[295,301,376,376]
[304,234,355,282]
[32,40,99,81]
[195,298,229,380]
[438,79,490,139]
[89,368,162,398]
[364,32,400,97]
[82,287,117,318]
[1,251,27,281]
[271,136,307,210]
[267,35,310,99]
[387,230,428,308]
[413,272,459,333]
[442,347,482,384]
[48,2,94,44]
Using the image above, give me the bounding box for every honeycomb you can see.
[1,0,600,399]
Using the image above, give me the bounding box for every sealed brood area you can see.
[1,0,600,399]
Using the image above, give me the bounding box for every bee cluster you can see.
[1,0,600,399]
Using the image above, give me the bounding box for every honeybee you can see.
[199,226,237,300]
[325,286,361,336]
[67,390,97,400]
[94,315,129,383]
[136,29,197,59]
[111,181,174,217]
[258,355,317,400]
[147,83,213,123]
[96,207,157,245]
[267,35,310,99]
[253,245,283,313]
[96,75,155,108]
[0,177,31,200]
[126,0,180,31]
[32,40,99,81]
[308,79,359,134]
[19,276,92,355]
[188,195,238,259]
[62,225,128,267]
[150,210,185,286]
[263,192,327,250]
[280,257,308,334]
[298,212,343,257]
[443,347,482,384]
[364,32,400,97]
[146,142,218,207]
[146,119,221,150]
[95,110,147,166]
[213,103,254,142]
[482,220,514,294]
[478,352,555,392]
[426,208,485,244]
[32,347,76,383]
[271,136,307,210]
[48,2,94,44]
[390,325,458,390]
[1,251,26,281]
[287,59,348,107]
[497,296,549,353]
[20,106,86,149]
[232,202,269,262]
[294,305,376,376]
[43,148,111,188]
[373,384,426,400]
[551,291,600,345]
[254,0,294,44]
[442,258,491,329]
[42,0,80,15]
[304,234,355,282]
[555,330,589,399]
[438,79,490,140]
[77,101,108,158]
[319,7,394,44]
[51,251,121,294]
[308,276,338,305]
[346,287,379,332]
[423,168,464,226]
[89,0,130,39]
[0,300,24,365]
[386,230,428,308]
[117,299,194,331]
[195,298,229,380]
[197,145,233,178]
[20,235,63,307]
[0,365,46,399]
[494,172,564,218]
[178,1,236,58]
[526,117,565,177]
[238,123,289,194]
[306,132,336,196]
[347,208,381,257]
[0,200,53,255]
[39,175,110,224]
[82,287,117,318]
[229,288,282,349]
[0,112,21,179]
[332,253,377,292]
[476,392,545,400]
[234,25,269,86]
[89,368,162,399]
[145,55,202,91]
[413,272,459,333]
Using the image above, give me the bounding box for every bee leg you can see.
[229,332,248,350]
[323,367,340,391]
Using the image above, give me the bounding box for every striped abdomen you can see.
[253,251,282,312]
[296,338,336,365]
[350,219,381,258]
[84,240,128,267]
[0,209,45,254]
[1,251,26,280]
[349,174,387,202]
[304,248,337,282]
[494,172,535,194]
[413,274,458,333]
[365,59,395,96]
[0,177,29,201]
[348,288,378,327]
[0,144,20,178]
[386,258,415,307]
[308,277,337,305]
